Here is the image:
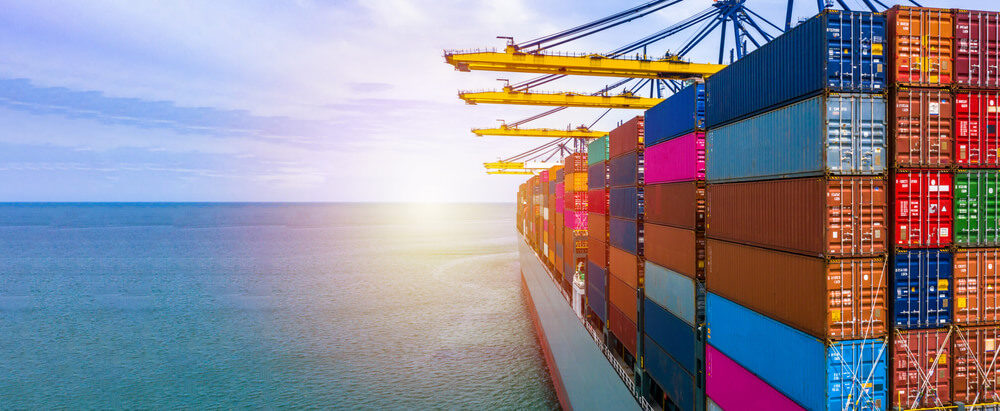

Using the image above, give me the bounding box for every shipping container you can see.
[587,261,608,322]
[891,88,953,168]
[609,245,638,289]
[706,293,889,411]
[892,328,952,408]
[587,162,607,189]
[565,172,586,192]
[609,274,637,324]
[955,170,1000,247]
[644,297,699,375]
[893,249,952,329]
[707,93,886,183]
[953,248,1000,326]
[706,10,886,128]
[609,186,639,220]
[707,177,887,258]
[956,91,1000,168]
[588,136,609,165]
[645,82,705,146]
[707,239,887,340]
[609,217,638,255]
[705,344,804,411]
[952,325,1000,405]
[587,189,606,214]
[609,116,644,158]
[644,132,705,184]
[563,210,586,231]
[609,151,641,187]
[609,304,637,356]
[645,181,704,231]
[645,224,699,279]
[644,336,699,411]
[564,152,587,174]
[644,260,696,326]
[955,10,1000,88]
[894,170,954,248]
[588,212,606,244]
[888,6,954,86]
[588,238,607,269]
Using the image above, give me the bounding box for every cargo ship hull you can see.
[518,235,639,411]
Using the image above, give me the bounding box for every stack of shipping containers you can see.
[640,81,707,411]
[607,116,644,370]
[704,10,890,410]
[587,137,610,331]
[563,153,588,295]
[887,7,956,408]
[555,167,564,285]
[548,166,560,271]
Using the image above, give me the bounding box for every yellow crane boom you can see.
[444,47,724,79]
[486,170,536,175]
[460,88,662,109]
[472,125,606,139]
[484,161,563,175]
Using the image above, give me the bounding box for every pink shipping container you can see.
[564,211,587,231]
[644,132,706,184]
[555,182,565,213]
[705,344,804,411]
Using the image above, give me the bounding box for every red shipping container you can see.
[609,116,644,159]
[892,329,952,409]
[893,88,953,167]
[588,212,606,244]
[564,191,587,211]
[955,10,1000,88]
[587,189,607,214]
[645,181,704,231]
[894,171,953,248]
[953,248,1000,326]
[564,152,588,174]
[956,91,1000,168]
[953,326,1000,404]
[609,304,637,357]
[609,274,637,324]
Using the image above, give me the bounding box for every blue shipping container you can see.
[706,10,886,128]
[644,260,696,326]
[610,186,639,220]
[587,262,607,322]
[609,151,640,188]
[893,249,952,329]
[644,297,700,376]
[608,217,638,255]
[587,162,606,189]
[707,93,885,183]
[645,82,706,146]
[644,335,699,411]
[706,293,887,411]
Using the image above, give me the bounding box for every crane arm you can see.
[458,89,661,109]
[445,49,724,79]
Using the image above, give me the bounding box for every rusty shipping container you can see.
[609,274,638,324]
[888,6,954,87]
[706,239,888,341]
[952,325,1000,405]
[608,245,639,289]
[953,249,1000,326]
[645,181,704,231]
[707,177,887,258]
[645,223,701,280]
[609,304,638,357]
[609,116,644,159]
[892,328,952,409]
[956,91,1000,168]
[894,170,954,248]
[955,10,1000,88]
[892,88,953,168]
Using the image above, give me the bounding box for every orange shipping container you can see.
[644,223,700,279]
[609,274,638,324]
[588,212,606,244]
[888,6,954,86]
[588,238,607,269]
[892,328,952,409]
[892,88,953,168]
[609,246,639,288]
[954,248,1000,326]
[706,239,887,340]
[953,326,1000,404]
[565,172,587,192]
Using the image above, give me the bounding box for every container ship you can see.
[503,5,1000,411]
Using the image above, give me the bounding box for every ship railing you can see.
[905,404,1000,411]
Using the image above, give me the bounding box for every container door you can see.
[955,170,1000,246]
[826,94,887,175]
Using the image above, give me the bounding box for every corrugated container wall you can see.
[956,91,1000,167]
[954,10,999,87]
[894,170,953,248]
[644,132,706,184]
[892,88,953,167]
[588,136,609,165]
[645,181,704,230]
[707,239,887,341]
[955,170,1000,246]
[644,297,699,376]
[609,116,643,158]
[644,335,698,411]
[892,329,952,408]
[587,261,608,322]
[609,151,640,187]
[707,93,886,183]
[952,326,1000,404]
[706,10,886,128]
[705,344,803,411]
[645,224,700,279]
[888,6,953,86]
[644,261,696,326]
[645,82,705,146]
[953,248,1000,326]
[893,249,952,329]
[706,293,888,411]
[707,177,887,258]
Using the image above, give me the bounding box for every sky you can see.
[0,0,991,202]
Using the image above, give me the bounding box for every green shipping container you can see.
[587,135,609,165]
[955,170,1000,246]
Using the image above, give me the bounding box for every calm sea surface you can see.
[0,203,558,409]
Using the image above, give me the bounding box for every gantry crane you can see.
[459,86,662,109]
[472,124,606,139]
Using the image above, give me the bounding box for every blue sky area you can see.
[0,0,990,202]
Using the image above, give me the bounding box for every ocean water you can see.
[0,203,558,409]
